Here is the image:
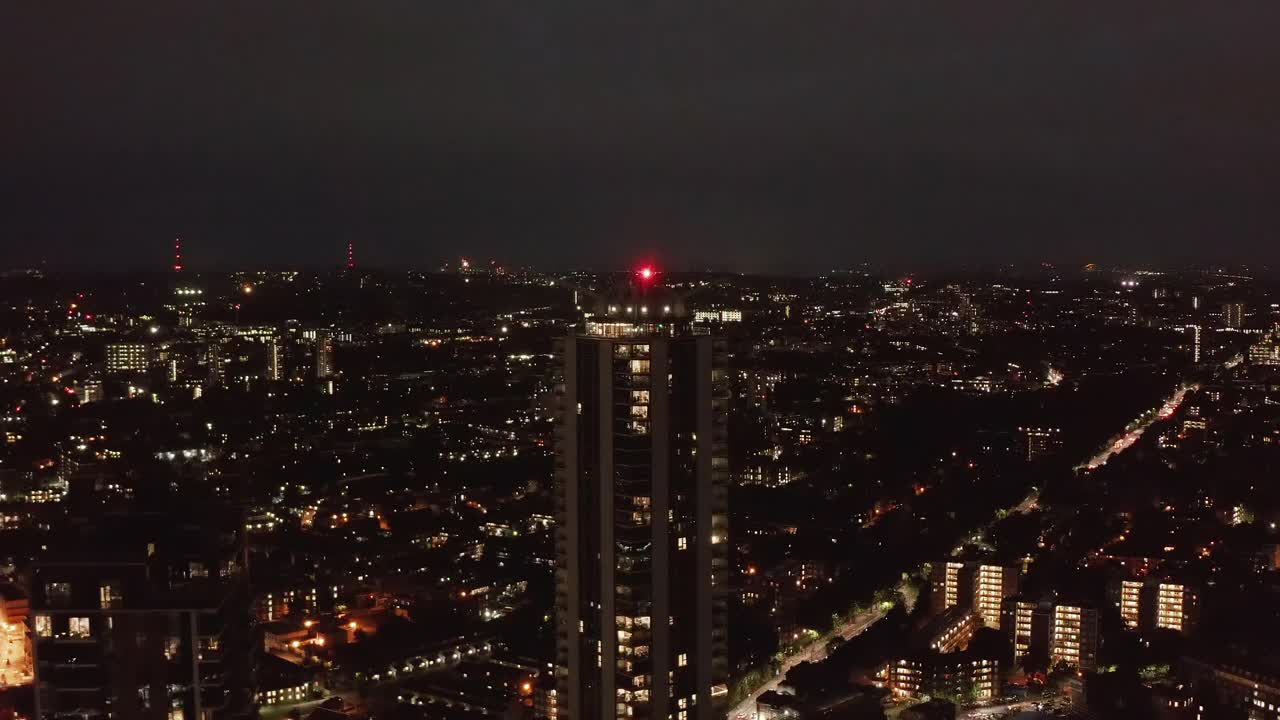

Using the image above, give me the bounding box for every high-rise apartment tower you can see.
[553,273,730,720]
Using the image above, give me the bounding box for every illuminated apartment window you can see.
[35,615,51,637]
[69,617,91,638]
[677,653,688,667]
[100,582,120,609]
[677,537,687,551]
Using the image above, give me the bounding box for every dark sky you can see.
[4,2,1280,272]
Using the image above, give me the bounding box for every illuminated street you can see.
[1079,383,1196,471]
[726,608,886,720]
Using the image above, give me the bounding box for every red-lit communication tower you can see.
[173,238,184,272]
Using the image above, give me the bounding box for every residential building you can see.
[930,560,1020,629]
[1050,603,1099,672]
[924,608,982,654]
[1115,577,1200,636]
[1223,303,1245,329]
[315,334,335,379]
[105,343,150,373]
[877,652,1000,702]
[553,281,729,720]
[1003,596,1099,672]
[28,510,257,720]
[1021,427,1063,462]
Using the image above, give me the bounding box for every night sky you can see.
[4,3,1280,272]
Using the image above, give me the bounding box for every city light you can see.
[10,256,1280,717]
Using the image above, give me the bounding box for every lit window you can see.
[677,652,688,667]
[35,615,51,637]
[677,537,687,551]
[99,583,118,609]
[69,616,91,638]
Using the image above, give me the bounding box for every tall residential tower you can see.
[553,272,729,720]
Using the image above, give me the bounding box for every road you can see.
[726,608,886,720]
[960,701,1040,718]
[960,697,1072,718]
[1077,383,1195,471]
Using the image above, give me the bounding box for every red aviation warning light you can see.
[173,238,184,272]
[347,242,355,270]
[637,265,656,284]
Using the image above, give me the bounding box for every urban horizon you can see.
[6,3,1280,720]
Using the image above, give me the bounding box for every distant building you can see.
[924,607,983,654]
[206,341,226,387]
[76,380,104,405]
[930,561,1020,629]
[315,334,336,379]
[1050,603,1099,672]
[105,343,150,373]
[1003,597,1048,667]
[1183,655,1280,720]
[268,336,284,381]
[1223,302,1245,329]
[1021,427,1063,462]
[693,309,743,324]
[737,461,801,488]
[877,651,1000,701]
[1115,577,1200,636]
[256,654,318,706]
[1002,596,1099,672]
[1248,330,1280,366]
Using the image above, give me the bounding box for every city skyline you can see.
[0,264,1278,720]
[5,3,1280,719]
